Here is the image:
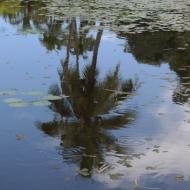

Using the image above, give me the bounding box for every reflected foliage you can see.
[0,1,138,176]
[37,23,136,176]
[124,31,190,105]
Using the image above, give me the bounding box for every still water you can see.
[0,0,190,189]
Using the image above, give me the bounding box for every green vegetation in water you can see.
[1,0,190,35]
[1,91,67,107]
[32,100,51,106]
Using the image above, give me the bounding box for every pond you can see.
[0,0,190,189]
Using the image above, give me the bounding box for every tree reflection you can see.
[1,0,139,177]
[37,25,136,176]
[123,31,190,105]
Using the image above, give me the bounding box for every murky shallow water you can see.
[1,0,190,189]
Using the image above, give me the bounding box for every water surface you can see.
[0,0,190,190]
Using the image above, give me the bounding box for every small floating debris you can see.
[109,173,124,180]
[64,176,70,181]
[146,166,156,170]
[118,136,146,146]
[16,134,25,141]
[78,168,91,177]
[52,165,61,170]
[185,88,190,93]
[178,68,187,71]
[175,175,184,181]
[144,137,152,141]
[82,154,96,158]
[177,47,186,50]
[132,153,145,159]
[127,117,135,121]
[98,162,111,173]
[176,92,189,97]
[158,112,165,116]
[153,145,160,149]
[181,82,190,85]
[152,149,159,153]
[185,119,190,123]
[118,158,133,167]
[103,88,131,95]
[182,77,190,79]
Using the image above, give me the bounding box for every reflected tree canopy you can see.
[4,0,190,178]
[36,21,137,176]
[2,0,190,106]
[38,47,136,176]
[124,31,190,105]
[0,0,138,176]
[1,0,190,188]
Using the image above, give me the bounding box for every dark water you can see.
[1,0,190,189]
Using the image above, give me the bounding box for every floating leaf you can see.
[4,98,23,104]
[8,101,28,107]
[32,100,51,106]
[4,98,28,107]
[43,94,63,101]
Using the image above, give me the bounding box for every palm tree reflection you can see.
[38,27,136,176]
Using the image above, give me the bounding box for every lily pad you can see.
[32,100,51,106]
[4,98,23,104]
[43,94,63,101]
[8,101,28,107]
[4,98,28,107]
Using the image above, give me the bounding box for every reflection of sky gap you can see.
[94,72,190,189]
